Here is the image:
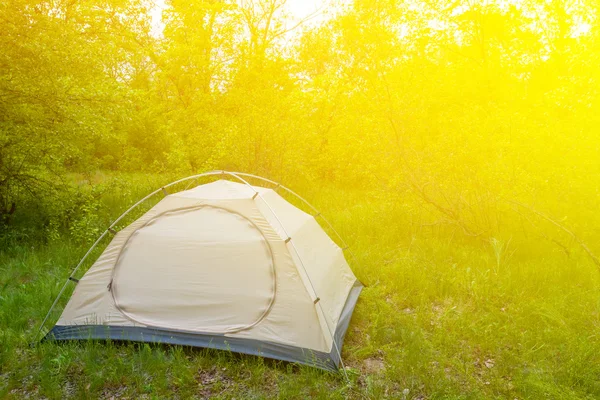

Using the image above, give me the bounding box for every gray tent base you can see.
[44,282,362,372]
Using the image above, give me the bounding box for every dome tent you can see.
[38,171,362,372]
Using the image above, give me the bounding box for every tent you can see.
[39,171,362,372]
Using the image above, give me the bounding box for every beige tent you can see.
[39,171,362,371]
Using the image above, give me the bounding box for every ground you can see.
[1,176,599,399]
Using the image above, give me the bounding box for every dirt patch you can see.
[363,358,386,374]
[196,367,232,399]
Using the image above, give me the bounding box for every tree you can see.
[0,0,152,225]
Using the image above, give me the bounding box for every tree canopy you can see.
[1,0,599,257]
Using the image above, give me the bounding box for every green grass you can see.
[1,177,600,399]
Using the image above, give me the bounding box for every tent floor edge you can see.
[42,324,338,372]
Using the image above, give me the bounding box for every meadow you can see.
[1,172,600,399]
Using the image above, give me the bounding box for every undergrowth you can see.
[1,174,599,399]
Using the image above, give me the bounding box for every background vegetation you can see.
[1,0,599,398]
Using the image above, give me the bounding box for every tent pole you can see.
[32,229,110,345]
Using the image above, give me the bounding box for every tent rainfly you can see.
[39,171,363,371]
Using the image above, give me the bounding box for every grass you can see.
[1,175,600,399]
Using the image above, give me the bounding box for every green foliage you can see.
[0,0,152,228]
[2,0,599,255]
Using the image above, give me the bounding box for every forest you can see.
[1,0,600,398]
